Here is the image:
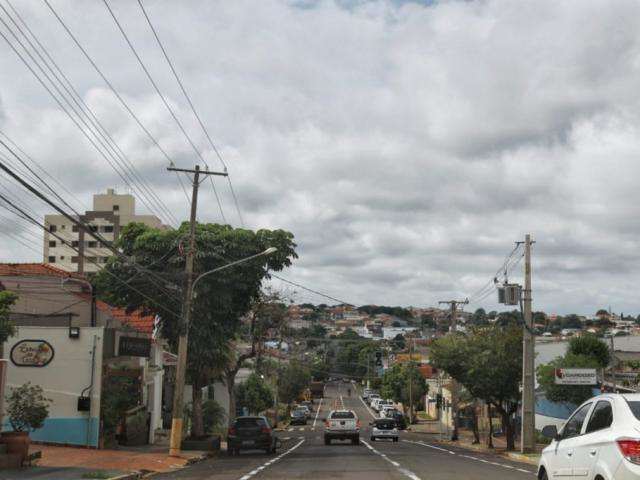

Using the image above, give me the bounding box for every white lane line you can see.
[312,398,323,428]
[236,438,305,480]
[287,427,293,432]
[362,439,422,480]
[359,396,377,420]
[402,440,536,475]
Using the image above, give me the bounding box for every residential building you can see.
[43,188,164,273]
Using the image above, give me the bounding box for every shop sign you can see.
[10,340,55,367]
[118,336,151,357]
[554,368,597,385]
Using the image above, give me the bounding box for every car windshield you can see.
[331,411,355,419]
[292,410,305,416]
[375,420,396,429]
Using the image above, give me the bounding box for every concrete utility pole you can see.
[167,165,227,457]
[520,234,535,453]
[408,337,414,425]
[438,299,468,441]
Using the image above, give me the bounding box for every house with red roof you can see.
[0,263,168,448]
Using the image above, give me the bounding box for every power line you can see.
[41,0,191,207]
[269,273,356,307]
[1,0,178,226]
[136,0,244,226]
[100,0,226,223]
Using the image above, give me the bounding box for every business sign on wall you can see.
[554,368,597,385]
[10,340,55,367]
[118,336,151,358]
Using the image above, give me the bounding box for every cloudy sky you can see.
[1,0,640,315]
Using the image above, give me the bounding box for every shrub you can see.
[6,382,51,432]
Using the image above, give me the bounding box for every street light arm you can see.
[191,248,277,292]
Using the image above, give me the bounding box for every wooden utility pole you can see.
[438,299,468,441]
[520,234,535,453]
[167,165,227,457]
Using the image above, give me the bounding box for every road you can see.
[156,382,536,480]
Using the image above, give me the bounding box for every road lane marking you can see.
[359,396,377,420]
[402,440,536,475]
[362,439,421,480]
[237,438,305,480]
[312,398,324,428]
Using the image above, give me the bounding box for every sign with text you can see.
[118,336,151,358]
[10,340,55,367]
[554,368,597,385]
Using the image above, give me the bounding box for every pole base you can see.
[169,418,184,457]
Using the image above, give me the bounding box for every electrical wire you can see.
[136,0,244,226]
[41,0,191,206]
[100,0,226,222]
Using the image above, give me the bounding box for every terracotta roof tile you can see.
[0,263,85,280]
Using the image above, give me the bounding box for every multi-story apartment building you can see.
[43,188,164,273]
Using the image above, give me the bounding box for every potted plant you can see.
[2,382,51,464]
[182,399,226,451]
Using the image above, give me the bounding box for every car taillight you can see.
[262,427,272,434]
[228,427,236,436]
[617,439,640,464]
[356,420,361,428]
[325,420,330,427]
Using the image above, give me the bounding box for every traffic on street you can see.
[154,381,536,480]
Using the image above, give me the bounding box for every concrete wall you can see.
[3,326,104,447]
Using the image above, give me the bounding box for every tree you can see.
[420,314,436,330]
[95,222,297,436]
[0,290,17,356]
[381,363,428,420]
[567,333,610,367]
[470,308,488,326]
[391,334,406,351]
[278,362,311,405]
[430,325,523,450]
[235,373,273,415]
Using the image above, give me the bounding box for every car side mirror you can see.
[369,422,374,426]
[541,425,559,441]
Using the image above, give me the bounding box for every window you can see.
[49,225,56,232]
[628,401,640,420]
[71,256,79,263]
[72,225,79,233]
[89,225,98,232]
[87,241,98,248]
[48,240,56,247]
[586,401,613,433]
[48,256,55,263]
[561,402,592,439]
[86,256,97,263]
[60,256,65,260]
[71,241,79,248]
[113,205,119,211]
[330,411,355,419]
[61,225,66,230]
[101,257,110,264]
[234,417,267,428]
[102,225,114,233]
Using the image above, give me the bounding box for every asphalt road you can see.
[156,382,537,480]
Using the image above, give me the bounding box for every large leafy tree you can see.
[381,363,428,420]
[430,325,522,450]
[235,373,273,415]
[95,222,297,436]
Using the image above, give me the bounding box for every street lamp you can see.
[169,246,277,456]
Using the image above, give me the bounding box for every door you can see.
[572,400,613,478]
[549,402,592,478]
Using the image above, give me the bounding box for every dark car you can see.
[227,416,277,455]
[390,411,407,430]
[290,408,308,425]
[300,400,314,413]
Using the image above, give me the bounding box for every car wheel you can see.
[324,437,331,445]
[539,469,548,480]
[227,447,234,456]
[393,437,398,442]
[352,437,360,445]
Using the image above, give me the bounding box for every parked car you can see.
[390,411,407,430]
[227,416,277,455]
[370,418,399,442]
[324,410,360,445]
[377,399,394,413]
[297,405,311,419]
[290,408,308,425]
[367,393,380,406]
[300,400,314,413]
[370,398,383,412]
[380,406,398,418]
[362,388,373,400]
[538,393,640,480]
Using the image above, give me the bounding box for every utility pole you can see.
[167,165,227,457]
[520,234,535,453]
[438,299,468,441]
[408,337,413,425]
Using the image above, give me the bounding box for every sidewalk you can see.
[0,444,211,480]
[408,421,542,466]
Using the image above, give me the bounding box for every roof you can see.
[0,263,85,280]
[95,301,156,335]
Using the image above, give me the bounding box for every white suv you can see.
[324,410,360,445]
[538,393,640,480]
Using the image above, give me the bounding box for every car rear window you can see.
[627,401,640,420]
[375,420,395,429]
[331,411,355,419]
[235,418,266,427]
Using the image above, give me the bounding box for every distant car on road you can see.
[370,418,399,442]
[362,388,373,400]
[300,400,314,413]
[227,416,277,455]
[290,408,308,425]
[367,393,381,407]
[538,393,640,480]
[296,404,311,419]
[324,410,360,445]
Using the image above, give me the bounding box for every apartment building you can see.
[43,188,164,273]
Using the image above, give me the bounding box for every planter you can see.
[182,434,221,451]
[1,431,30,465]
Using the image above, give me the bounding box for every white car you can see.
[380,406,398,418]
[324,410,360,445]
[370,418,399,442]
[371,398,383,412]
[538,393,640,480]
[367,393,381,407]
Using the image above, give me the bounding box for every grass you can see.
[81,471,115,479]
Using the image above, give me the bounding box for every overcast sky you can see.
[1,0,639,315]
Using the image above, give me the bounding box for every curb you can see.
[107,473,142,480]
[112,451,214,480]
